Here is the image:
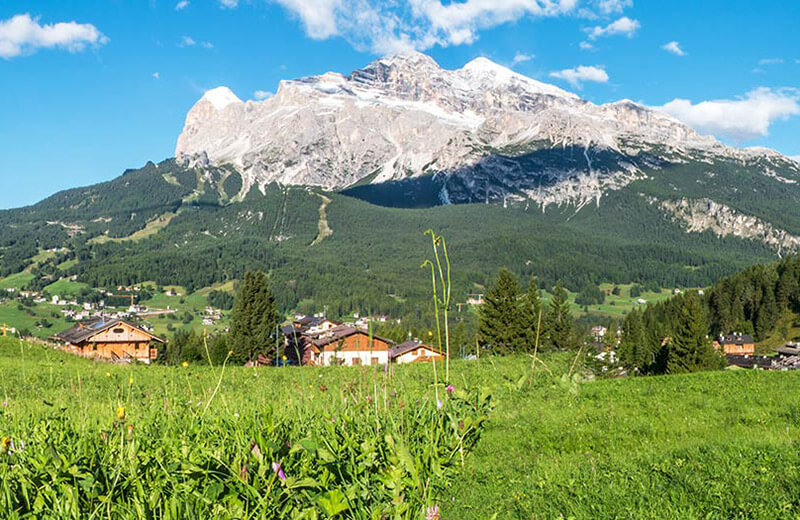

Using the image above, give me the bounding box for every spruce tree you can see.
[546,281,574,350]
[478,268,525,355]
[521,275,545,351]
[667,292,722,373]
[229,270,280,363]
[619,309,646,370]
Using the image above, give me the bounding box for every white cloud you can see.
[511,52,533,66]
[0,13,107,59]
[661,41,684,56]
[579,41,593,50]
[254,90,274,100]
[175,0,190,10]
[232,0,579,53]
[658,87,800,141]
[549,65,608,87]
[758,57,783,65]
[596,0,632,14]
[179,35,213,48]
[586,16,639,40]
[152,72,160,79]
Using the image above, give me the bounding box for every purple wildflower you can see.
[445,385,455,394]
[272,461,286,481]
[1,400,6,408]
[426,505,440,520]
[436,399,443,410]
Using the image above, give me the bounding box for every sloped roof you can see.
[56,318,165,344]
[719,334,754,345]
[390,341,442,358]
[311,326,394,349]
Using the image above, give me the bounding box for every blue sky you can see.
[1,0,799,208]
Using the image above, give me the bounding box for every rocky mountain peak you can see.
[175,53,798,207]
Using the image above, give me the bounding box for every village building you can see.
[389,341,444,364]
[305,325,394,366]
[54,318,164,364]
[714,333,755,355]
[466,293,484,305]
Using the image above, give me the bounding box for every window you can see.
[352,358,361,366]
[112,328,124,334]
[371,357,379,365]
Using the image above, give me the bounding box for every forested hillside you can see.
[0,157,792,318]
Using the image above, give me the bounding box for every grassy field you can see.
[0,338,490,518]
[0,301,71,336]
[444,363,800,519]
[2,339,800,518]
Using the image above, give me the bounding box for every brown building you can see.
[305,326,393,366]
[390,341,444,364]
[55,318,164,364]
[715,333,755,355]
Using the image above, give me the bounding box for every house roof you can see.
[294,316,325,327]
[719,334,754,345]
[56,318,165,344]
[310,326,394,349]
[390,341,442,358]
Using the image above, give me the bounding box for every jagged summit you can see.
[200,86,242,110]
[175,53,799,207]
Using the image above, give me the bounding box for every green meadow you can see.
[2,339,800,518]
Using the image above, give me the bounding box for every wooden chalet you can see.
[304,326,394,366]
[55,318,164,364]
[390,341,444,364]
[714,333,755,355]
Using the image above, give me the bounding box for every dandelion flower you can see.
[0,436,10,454]
[105,372,111,378]
[128,377,134,385]
[272,461,286,481]
[181,361,189,368]
[116,407,126,420]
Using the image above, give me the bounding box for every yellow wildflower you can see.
[128,377,134,385]
[116,407,126,421]
[105,372,111,378]
[182,361,189,368]
[1,436,10,454]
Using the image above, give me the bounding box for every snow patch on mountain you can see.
[175,53,799,207]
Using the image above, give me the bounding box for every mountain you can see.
[2,54,800,319]
[175,52,799,209]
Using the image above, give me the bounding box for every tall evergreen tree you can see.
[521,275,545,351]
[547,281,574,350]
[667,292,722,374]
[229,270,280,363]
[478,268,525,354]
[619,309,646,370]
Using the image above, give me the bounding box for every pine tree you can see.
[619,309,646,369]
[547,281,574,350]
[521,275,544,352]
[667,292,722,374]
[478,268,525,355]
[602,318,618,349]
[229,270,280,363]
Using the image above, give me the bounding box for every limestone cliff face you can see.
[176,53,800,207]
[657,197,800,253]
